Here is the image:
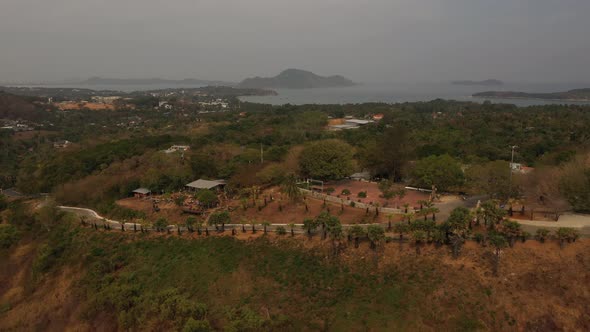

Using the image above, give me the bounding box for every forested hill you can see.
[474,88,590,101]
[0,92,47,121]
[238,69,355,89]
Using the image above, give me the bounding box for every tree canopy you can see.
[299,139,355,180]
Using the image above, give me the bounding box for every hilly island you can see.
[238,69,355,89]
[474,88,590,101]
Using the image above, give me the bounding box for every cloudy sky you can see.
[1,0,589,83]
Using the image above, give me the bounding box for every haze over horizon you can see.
[1,0,589,84]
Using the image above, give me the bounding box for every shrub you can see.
[357,191,367,198]
[341,189,351,196]
[326,187,335,195]
[535,228,550,242]
[473,233,484,244]
[0,224,20,249]
[276,226,287,235]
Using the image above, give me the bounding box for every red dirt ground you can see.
[324,180,430,208]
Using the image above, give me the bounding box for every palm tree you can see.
[489,232,508,277]
[367,225,385,250]
[403,211,416,226]
[155,217,168,232]
[250,220,257,234]
[556,227,579,249]
[185,216,196,233]
[393,222,410,242]
[288,223,296,237]
[348,225,366,248]
[196,218,203,235]
[302,218,318,238]
[240,219,247,233]
[262,221,271,235]
[412,230,427,255]
[386,213,394,231]
[535,228,550,243]
[282,174,302,202]
[500,220,522,247]
[403,203,410,213]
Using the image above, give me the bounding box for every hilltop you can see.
[238,69,355,89]
[474,88,590,101]
[452,79,504,86]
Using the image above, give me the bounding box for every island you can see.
[452,79,503,86]
[238,68,356,89]
[473,88,590,102]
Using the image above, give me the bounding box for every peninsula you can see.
[473,88,590,101]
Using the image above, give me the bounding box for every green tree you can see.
[348,225,366,248]
[411,154,465,191]
[467,160,519,201]
[481,200,507,230]
[196,190,218,208]
[367,225,385,250]
[209,211,230,232]
[489,232,508,277]
[556,227,580,249]
[299,139,355,180]
[393,222,410,242]
[302,218,318,238]
[154,217,168,232]
[360,125,411,181]
[558,158,590,212]
[535,228,550,243]
[499,220,522,247]
[182,318,211,332]
[185,216,196,232]
[412,230,427,255]
[281,173,302,202]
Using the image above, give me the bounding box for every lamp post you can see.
[508,145,518,200]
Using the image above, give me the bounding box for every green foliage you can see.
[411,154,465,191]
[357,191,367,198]
[196,190,218,207]
[348,225,366,238]
[209,211,231,226]
[275,226,287,235]
[341,188,351,196]
[154,217,168,231]
[488,232,508,250]
[445,207,471,236]
[367,225,385,248]
[467,161,516,201]
[302,218,319,234]
[535,228,550,241]
[556,227,580,242]
[559,159,590,212]
[281,173,302,202]
[299,139,355,180]
[0,224,20,249]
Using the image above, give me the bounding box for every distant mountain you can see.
[238,69,355,89]
[81,77,234,86]
[452,79,504,86]
[473,88,590,101]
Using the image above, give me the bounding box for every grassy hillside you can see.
[1,214,589,331]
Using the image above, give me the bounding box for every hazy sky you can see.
[1,0,589,83]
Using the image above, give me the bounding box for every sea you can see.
[238,82,590,107]
[12,82,590,107]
